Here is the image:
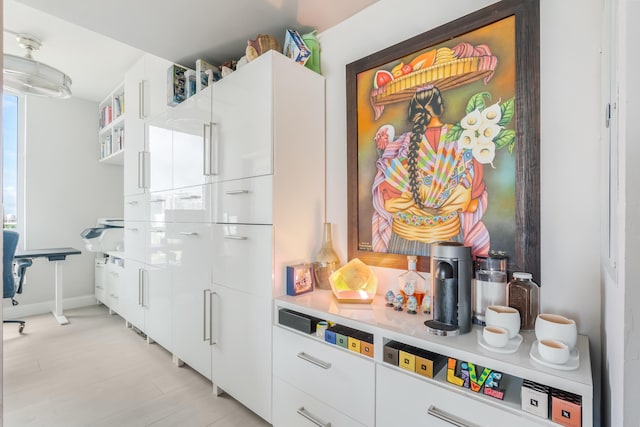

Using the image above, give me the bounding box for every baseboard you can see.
[2,295,98,319]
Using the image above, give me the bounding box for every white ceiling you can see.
[4,0,378,102]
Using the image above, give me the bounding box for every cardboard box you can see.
[551,388,582,427]
[283,29,311,66]
[521,380,550,419]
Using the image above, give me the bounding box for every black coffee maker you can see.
[425,242,473,336]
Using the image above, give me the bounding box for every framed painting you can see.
[346,0,540,281]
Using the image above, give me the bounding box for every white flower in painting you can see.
[460,109,482,131]
[481,103,502,124]
[477,124,501,144]
[472,141,496,166]
[458,129,478,150]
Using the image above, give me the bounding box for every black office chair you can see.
[3,229,32,334]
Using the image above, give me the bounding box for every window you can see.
[3,92,20,229]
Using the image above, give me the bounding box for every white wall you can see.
[3,95,123,316]
[319,0,603,423]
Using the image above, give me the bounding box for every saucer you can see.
[529,340,580,370]
[477,331,523,354]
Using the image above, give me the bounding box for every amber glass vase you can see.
[313,223,340,290]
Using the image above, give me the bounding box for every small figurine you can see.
[407,296,418,314]
[422,294,431,315]
[393,294,404,311]
[385,290,395,307]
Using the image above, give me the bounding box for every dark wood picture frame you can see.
[346,0,540,281]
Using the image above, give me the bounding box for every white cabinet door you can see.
[211,284,272,423]
[170,184,212,223]
[212,176,272,225]
[124,221,147,263]
[172,86,212,189]
[376,364,542,427]
[170,222,213,379]
[122,259,145,331]
[106,261,124,314]
[273,378,366,427]
[144,261,172,350]
[144,54,172,119]
[124,56,146,197]
[146,111,173,193]
[211,224,273,298]
[210,57,272,183]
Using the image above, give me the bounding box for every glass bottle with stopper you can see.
[313,222,340,290]
[397,255,427,307]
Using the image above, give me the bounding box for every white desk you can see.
[14,247,82,325]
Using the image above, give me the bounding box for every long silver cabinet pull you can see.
[209,291,217,345]
[139,80,147,119]
[178,195,201,200]
[138,269,143,306]
[141,269,149,308]
[150,198,165,203]
[127,200,139,205]
[126,227,139,232]
[296,407,331,427]
[225,189,249,195]
[224,235,248,240]
[203,123,211,176]
[296,352,332,370]
[138,81,144,119]
[137,151,144,188]
[179,231,199,236]
[427,405,475,427]
[210,122,219,176]
[203,289,210,342]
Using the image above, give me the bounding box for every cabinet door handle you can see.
[209,291,217,345]
[210,122,219,176]
[109,294,119,299]
[296,352,332,370]
[178,195,201,200]
[296,407,331,427]
[427,405,475,427]
[139,80,147,119]
[224,235,247,241]
[127,200,139,205]
[224,189,249,195]
[203,123,211,176]
[138,269,143,306]
[137,151,144,188]
[126,227,139,232]
[150,198,165,203]
[203,289,211,342]
[179,231,199,236]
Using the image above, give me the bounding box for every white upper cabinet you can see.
[171,86,213,189]
[210,57,273,183]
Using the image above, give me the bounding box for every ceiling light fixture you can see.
[3,33,73,99]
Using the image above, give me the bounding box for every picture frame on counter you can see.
[286,263,315,296]
[345,0,540,281]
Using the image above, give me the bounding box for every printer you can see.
[81,218,124,253]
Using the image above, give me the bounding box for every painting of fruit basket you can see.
[346,0,540,281]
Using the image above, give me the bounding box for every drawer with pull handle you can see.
[273,326,375,426]
[212,175,272,224]
[273,377,366,427]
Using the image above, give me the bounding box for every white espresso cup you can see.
[485,305,521,339]
[535,313,577,349]
[483,325,509,348]
[538,339,570,365]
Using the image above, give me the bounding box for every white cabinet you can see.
[211,284,272,420]
[94,258,107,303]
[376,365,542,427]
[273,377,366,427]
[272,326,376,427]
[105,256,124,314]
[98,83,125,165]
[207,52,325,425]
[146,111,173,193]
[170,222,213,379]
[124,53,173,197]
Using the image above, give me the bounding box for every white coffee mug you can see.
[538,339,570,365]
[485,305,520,339]
[535,313,577,349]
[483,325,509,348]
